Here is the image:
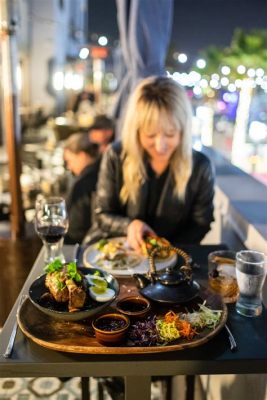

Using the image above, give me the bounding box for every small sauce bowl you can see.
[116,296,151,319]
[92,313,130,345]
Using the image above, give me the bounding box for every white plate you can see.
[82,236,177,276]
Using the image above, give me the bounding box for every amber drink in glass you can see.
[208,250,239,303]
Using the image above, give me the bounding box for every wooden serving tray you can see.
[18,277,227,354]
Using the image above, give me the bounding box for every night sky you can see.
[88,0,267,58]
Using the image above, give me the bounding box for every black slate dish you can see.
[29,267,119,321]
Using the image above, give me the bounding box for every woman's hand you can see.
[127,219,155,253]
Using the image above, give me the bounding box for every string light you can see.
[177,53,187,63]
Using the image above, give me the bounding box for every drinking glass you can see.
[35,196,69,264]
[235,250,266,317]
[208,250,239,303]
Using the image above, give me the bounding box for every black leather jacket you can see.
[85,142,214,245]
[65,159,101,244]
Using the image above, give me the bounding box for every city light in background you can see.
[0,0,266,244]
[79,47,90,59]
[9,1,267,187]
[75,29,267,183]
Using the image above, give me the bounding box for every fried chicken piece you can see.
[45,271,69,303]
[45,264,88,312]
[65,279,86,312]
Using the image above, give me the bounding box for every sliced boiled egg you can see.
[89,286,115,302]
[85,274,107,287]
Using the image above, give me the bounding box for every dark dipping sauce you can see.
[95,318,126,331]
[119,301,147,312]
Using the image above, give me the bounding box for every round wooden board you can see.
[18,286,227,354]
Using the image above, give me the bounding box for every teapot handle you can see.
[148,246,192,281]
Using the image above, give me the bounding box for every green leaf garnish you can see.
[44,259,82,283]
[57,280,66,290]
[44,259,63,273]
[67,262,82,282]
[96,239,108,250]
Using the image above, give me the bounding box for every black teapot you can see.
[134,246,199,304]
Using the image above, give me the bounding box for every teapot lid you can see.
[157,268,185,286]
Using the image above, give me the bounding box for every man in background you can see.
[88,114,115,153]
[63,133,100,244]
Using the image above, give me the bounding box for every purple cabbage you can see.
[129,315,161,346]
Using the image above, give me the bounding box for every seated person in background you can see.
[88,114,115,153]
[84,76,215,250]
[71,83,96,128]
[72,83,95,114]
[63,133,101,244]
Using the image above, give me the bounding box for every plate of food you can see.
[141,233,177,259]
[28,259,119,321]
[18,284,227,354]
[83,235,177,275]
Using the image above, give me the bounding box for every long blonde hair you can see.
[120,76,193,204]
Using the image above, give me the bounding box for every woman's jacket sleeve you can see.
[93,146,131,236]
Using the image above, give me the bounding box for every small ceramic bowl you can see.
[92,313,130,345]
[116,296,151,319]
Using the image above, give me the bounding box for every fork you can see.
[3,295,27,358]
[224,324,238,352]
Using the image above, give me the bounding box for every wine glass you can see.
[35,196,69,264]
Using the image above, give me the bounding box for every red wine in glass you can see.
[37,226,66,244]
[35,196,69,263]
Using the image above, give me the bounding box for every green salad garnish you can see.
[67,262,82,282]
[44,258,63,273]
[44,259,81,283]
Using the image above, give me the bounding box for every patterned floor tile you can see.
[0,376,166,400]
[0,377,106,400]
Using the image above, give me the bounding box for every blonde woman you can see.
[85,76,214,251]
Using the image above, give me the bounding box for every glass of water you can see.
[236,250,266,317]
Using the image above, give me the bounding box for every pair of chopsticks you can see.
[3,295,27,358]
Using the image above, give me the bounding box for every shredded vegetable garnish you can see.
[176,319,197,339]
[156,319,180,343]
[164,310,177,324]
[128,302,222,346]
[156,310,196,342]
[129,315,160,346]
[181,301,222,330]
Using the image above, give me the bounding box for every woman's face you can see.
[139,118,181,163]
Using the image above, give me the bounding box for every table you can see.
[1,244,267,400]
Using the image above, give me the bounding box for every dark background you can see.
[88,0,267,58]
